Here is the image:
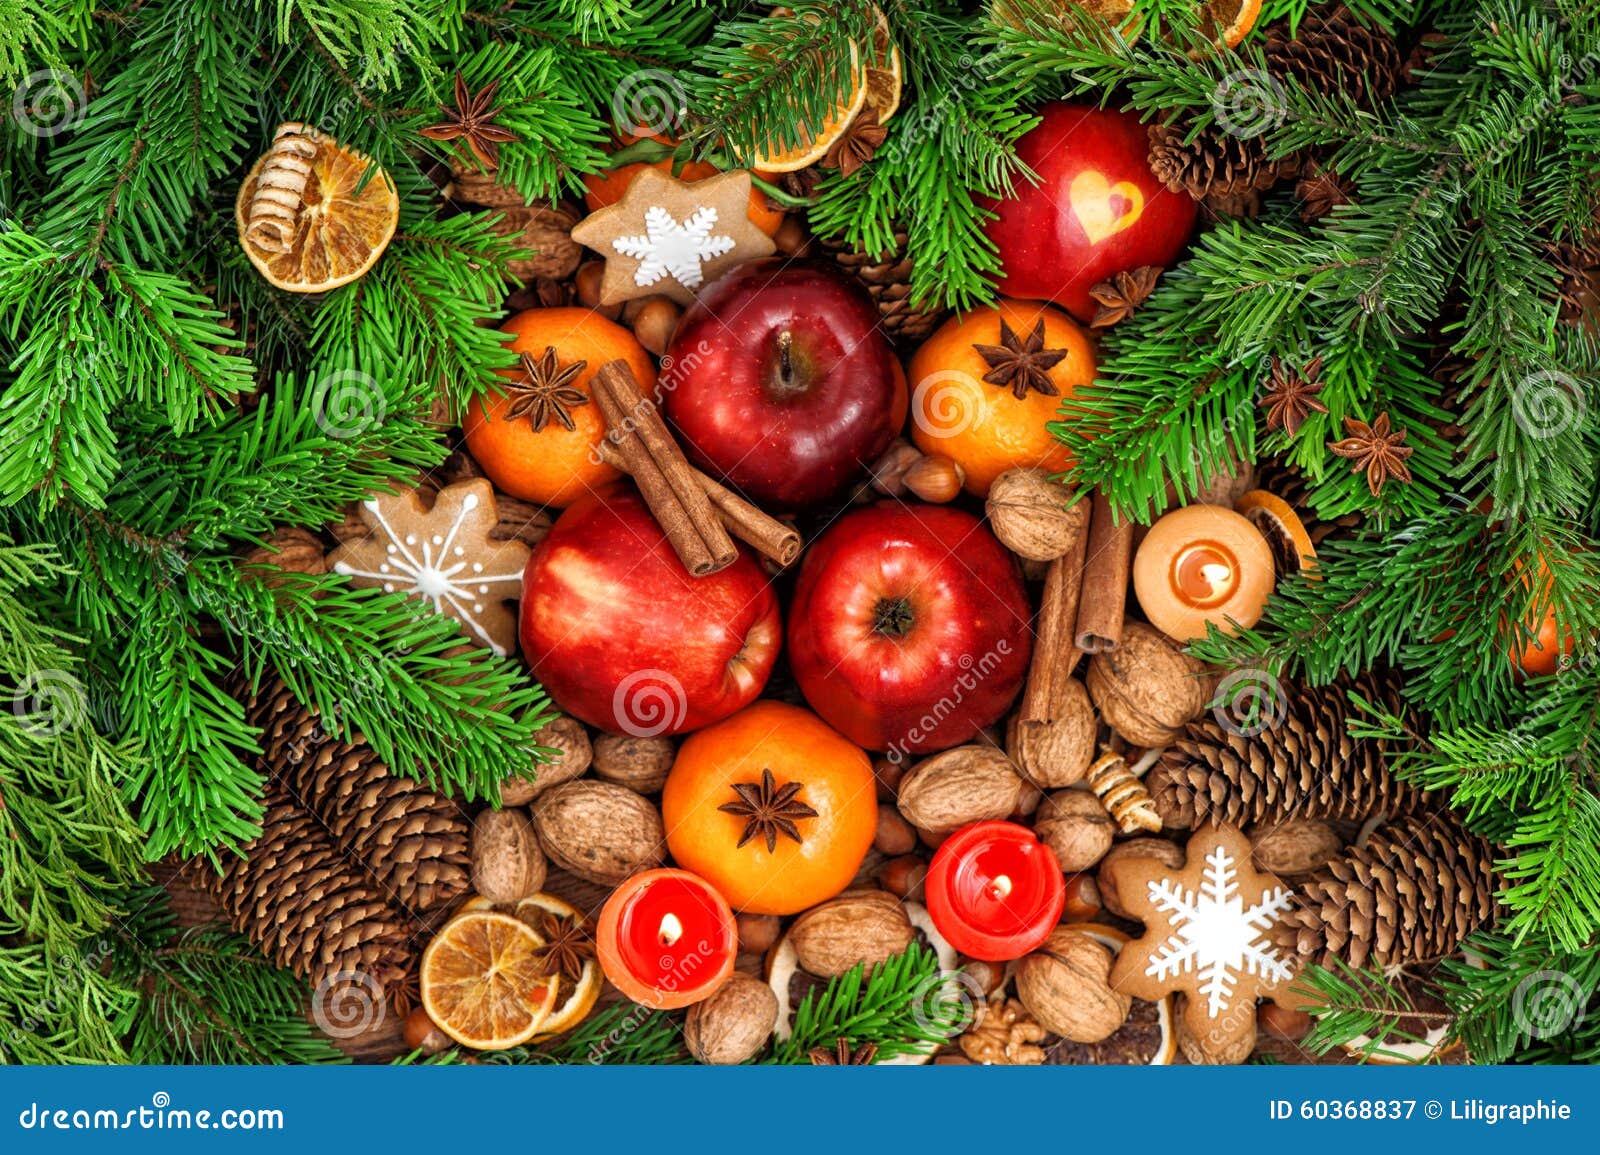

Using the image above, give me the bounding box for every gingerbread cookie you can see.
[1107,823,1297,1063]
[569,168,775,306]
[329,479,530,657]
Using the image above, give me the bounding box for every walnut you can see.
[470,808,546,905]
[986,469,1086,561]
[489,496,552,550]
[1007,677,1096,788]
[684,973,778,1065]
[1249,818,1342,876]
[502,715,591,806]
[1085,621,1215,746]
[896,746,1027,834]
[1096,837,1185,920]
[788,891,915,978]
[491,203,583,283]
[959,997,1047,1065]
[591,733,675,794]
[239,526,327,580]
[1033,789,1116,873]
[1015,927,1131,1043]
[530,780,664,886]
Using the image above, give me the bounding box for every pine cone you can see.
[1263,5,1406,110]
[1252,460,1365,550]
[245,678,472,917]
[1148,672,1424,830]
[1147,118,1298,217]
[817,229,946,343]
[209,784,413,995]
[1277,813,1503,968]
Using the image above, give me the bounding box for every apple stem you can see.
[872,597,915,638]
[776,330,794,385]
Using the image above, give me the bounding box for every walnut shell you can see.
[788,891,915,978]
[1033,790,1116,873]
[896,746,1027,834]
[1096,837,1186,920]
[470,808,546,905]
[491,203,582,283]
[591,733,675,794]
[239,526,328,580]
[1015,927,1131,1043]
[1006,677,1096,788]
[683,973,778,1064]
[530,780,664,886]
[1248,819,1342,876]
[490,496,552,550]
[986,469,1086,561]
[1085,621,1215,746]
[502,715,591,806]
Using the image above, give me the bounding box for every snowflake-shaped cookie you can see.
[328,479,531,657]
[570,167,775,305]
[1109,824,1299,1061]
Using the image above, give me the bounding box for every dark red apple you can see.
[662,258,907,509]
[982,103,1197,322]
[519,485,780,735]
[787,503,1032,754]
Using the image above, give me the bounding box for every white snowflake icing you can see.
[1143,843,1295,1018]
[612,204,735,291]
[332,492,523,656]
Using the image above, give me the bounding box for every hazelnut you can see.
[986,469,1086,560]
[1061,872,1102,919]
[1096,837,1185,920]
[736,913,782,955]
[873,757,905,801]
[502,715,591,806]
[1249,819,1342,876]
[1176,995,1257,1064]
[1086,621,1215,746]
[684,973,778,1065]
[788,891,914,977]
[627,296,681,357]
[1015,927,1131,1043]
[868,439,924,497]
[470,808,546,905]
[897,745,1027,834]
[591,732,674,794]
[874,804,918,856]
[575,261,620,319]
[401,1007,451,1055]
[772,215,811,257]
[878,855,928,902]
[959,957,1006,997]
[1033,789,1116,873]
[903,454,965,504]
[530,780,664,885]
[1006,677,1095,788]
[1258,1001,1313,1041]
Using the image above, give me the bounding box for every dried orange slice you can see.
[863,8,903,125]
[420,910,559,1050]
[1235,489,1318,579]
[1200,0,1262,48]
[235,123,399,293]
[515,894,602,1038]
[750,39,867,172]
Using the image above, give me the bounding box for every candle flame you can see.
[658,912,683,947]
[1200,562,1232,592]
[987,874,1013,901]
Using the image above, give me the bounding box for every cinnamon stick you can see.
[592,360,738,576]
[1020,525,1089,725]
[1073,489,1132,653]
[597,441,802,568]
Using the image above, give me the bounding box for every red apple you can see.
[982,103,1197,322]
[519,485,781,735]
[662,258,907,509]
[787,503,1033,754]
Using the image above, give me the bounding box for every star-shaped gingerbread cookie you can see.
[328,479,531,657]
[1108,823,1300,1062]
[570,168,775,306]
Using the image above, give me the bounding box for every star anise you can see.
[808,1038,879,1065]
[1328,412,1414,497]
[1261,355,1330,436]
[420,73,520,170]
[1088,266,1162,328]
[505,346,588,432]
[821,108,888,177]
[718,767,818,852]
[528,909,596,986]
[972,318,1068,400]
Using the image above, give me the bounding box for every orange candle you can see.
[596,868,737,1009]
[1132,504,1275,642]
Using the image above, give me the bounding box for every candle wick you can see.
[658,912,683,947]
[988,874,1013,900]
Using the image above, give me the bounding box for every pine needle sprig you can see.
[1291,960,1455,1062]
[485,1002,693,1065]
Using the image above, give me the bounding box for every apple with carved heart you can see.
[982,102,1198,322]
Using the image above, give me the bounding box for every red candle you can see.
[926,821,1065,961]
[596,868,737,1009]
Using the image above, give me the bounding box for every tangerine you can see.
[583,133,785,237]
